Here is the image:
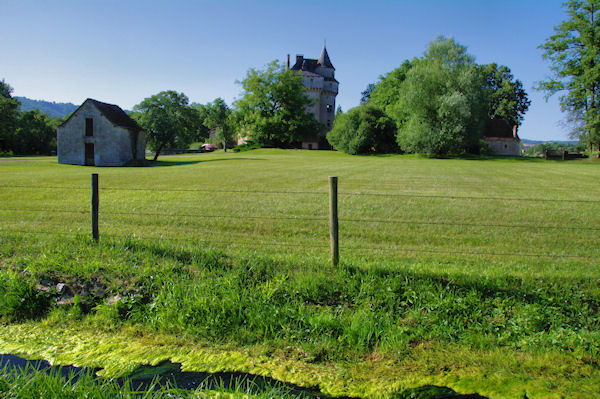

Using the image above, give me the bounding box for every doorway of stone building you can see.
[85,143,94,166]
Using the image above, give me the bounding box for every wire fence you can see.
[1,175,598,263]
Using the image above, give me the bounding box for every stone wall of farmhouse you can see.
[58,102,144,166]
[486,138,521,156]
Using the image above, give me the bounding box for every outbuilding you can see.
[57,98,145,166]
[483,119,521,156]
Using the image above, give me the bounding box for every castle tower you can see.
[290,46,339,149]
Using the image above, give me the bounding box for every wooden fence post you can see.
[91,173,99,242]
[329,176,339,266]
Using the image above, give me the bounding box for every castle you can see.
[290,46,338,149]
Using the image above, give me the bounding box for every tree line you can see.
[328,36,531,155]
[332,0,599,156]
[130,61,321,160]
[0,80,62,156]
[1,0,596,159]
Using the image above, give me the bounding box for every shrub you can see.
[0,273,52,322]
[233,142,262,152]
[327,104,398,154]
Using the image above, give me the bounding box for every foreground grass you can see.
[0,150,599,398]
[0,362,305,398]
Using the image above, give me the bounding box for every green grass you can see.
[0,150,599,398]
[0,363,307,398]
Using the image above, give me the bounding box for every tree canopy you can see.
[132,90,193,161]
[204,98,235,151]
[538,0,600,153]
[0,79,58,155]
[479,63,531,126]
[364,37,530,156]
[234,61,322,148]
[327,104,398,155]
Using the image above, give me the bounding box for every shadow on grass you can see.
[146,157,265,167]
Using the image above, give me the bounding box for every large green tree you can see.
[234,61,322,148]
[397,37,489,155]
[538,0,600,154]
[132,91,193,160]
[367,60,413,125]
[327,104,398,155]
[479,63,531,126]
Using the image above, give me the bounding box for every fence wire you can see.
[1,207,599,232]
[1,180,598,262]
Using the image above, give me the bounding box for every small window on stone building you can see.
[326,104,333,112]
[86,118,93,137]
[504,144,508,149]
[327,120,332,128]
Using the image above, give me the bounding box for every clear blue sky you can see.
[1,0,570,141]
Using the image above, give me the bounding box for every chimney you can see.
[287,54,290,70]
[513,125,518,139]
[296,54,304,65]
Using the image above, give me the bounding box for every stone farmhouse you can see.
[483,119,521,156]
[57,99,145,166]
[290,46,339,149]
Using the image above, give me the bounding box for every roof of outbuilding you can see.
[483,118,518,140]
[59,98,143,133]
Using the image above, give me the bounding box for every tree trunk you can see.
[153,143,164,161]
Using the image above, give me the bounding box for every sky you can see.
[1,0,572,141]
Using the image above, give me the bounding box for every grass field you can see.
[0,150,599,398]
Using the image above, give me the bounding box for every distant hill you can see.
[15,97,78,119]
[521,138,579,145]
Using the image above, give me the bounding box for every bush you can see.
[0,273,52,322]
[326,104,398,155]
[233,142,262,152]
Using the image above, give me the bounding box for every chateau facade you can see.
[290,46,338,149]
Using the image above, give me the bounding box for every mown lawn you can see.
[0,150,599,398]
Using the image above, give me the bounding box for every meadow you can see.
[0,150,599,398]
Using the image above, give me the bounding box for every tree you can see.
[188,103,210,142]
[204,98,234,151]
[327,104,398,155]
[12,110,56,155]
[132,91,193,161]
[538,0,600,154]
[360,83,376,104]
[0,79,20,154]
[367,60,413,125]
[234,61,322,148]
[396,37,488,155]
[479,63,531,126]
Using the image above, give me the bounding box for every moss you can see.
[1,322,599,398]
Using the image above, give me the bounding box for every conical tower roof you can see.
[318,46,335,70]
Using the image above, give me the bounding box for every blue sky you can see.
[1,0,570,140]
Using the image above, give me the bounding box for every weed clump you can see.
[0,273,52,322]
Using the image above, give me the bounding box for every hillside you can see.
[15,96,78,118]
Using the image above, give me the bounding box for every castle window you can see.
[326,104,333,112]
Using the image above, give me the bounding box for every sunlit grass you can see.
[0,150,599,398]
